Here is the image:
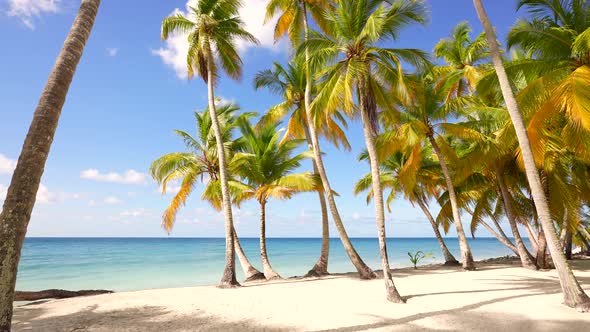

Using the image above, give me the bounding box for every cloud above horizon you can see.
[1,183,79,205]
[106,47,119,57]
[152,0,285,79]
[0,154,17,175]
[104,196,123,205]
[80,169,147,185]
[6,0,61,29]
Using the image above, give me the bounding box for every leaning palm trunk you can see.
[579,227,590,248]
[495,166,537,269]
[480,221,519,255]
[578,229,590,253]
[303,126,329,277]
[415,198,459,265]
[521,217,539,253]
[428,136,475,270]
[474,0,590,311]
[233,226,265,282]
[359,83,404,303]
[206,56,238,288]
[301,4,374,279]
[259,202,281,280]
[0,1,100,329]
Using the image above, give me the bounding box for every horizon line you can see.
[24,236,524,239]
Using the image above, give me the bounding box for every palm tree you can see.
[254,59,351,276]
[354,147,460,266]
[473,0,590,311]
[233,120,319,279]
[434,22,489,100]
[150,104,265,282]
[442,101,538,269]
[303,0,429,302]
[160,0,259,288]
[265,0,375,279]
[385,74,477,270]
[0,0,101,329]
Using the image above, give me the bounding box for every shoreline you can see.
[12,257,590,331]
[16,254,527,299]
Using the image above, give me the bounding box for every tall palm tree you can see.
[233,120,318,279]
[473,0,590,311]
[303,0,429,302]
[385,74,477,270]
[160,0,259,288]
[354,147,460,265]
[434,22,489,100]
[0,1,101,329]
[265,0,376,279]
[254,59,351,276]
[150,104,265,282]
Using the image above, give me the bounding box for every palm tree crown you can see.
[161,0,259,81]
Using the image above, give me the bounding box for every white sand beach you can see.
[12,258,590,331]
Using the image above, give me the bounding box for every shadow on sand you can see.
[12,259,590,331]
[12,305,289,332]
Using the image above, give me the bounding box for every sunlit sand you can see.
[12,259,590,331]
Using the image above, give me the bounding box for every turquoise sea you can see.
[16,237,526,291]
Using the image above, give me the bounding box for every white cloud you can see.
[235,0,285,52]
[152,0,285,79]
[104,196,122,205]
[36,184,57,203]
[157,181,182,195]
[36,184,77,204]
[106,47,118,57]
[1,182,79,205]
[214,96,234,106]
[352,212,361,221]
[0,154,17,175]
[7,0,61,29]
[80,169,147,185]
[119,208,153,218]
[0,184,7,200]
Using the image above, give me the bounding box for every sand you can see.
[12,258,590,331]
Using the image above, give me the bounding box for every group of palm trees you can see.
[1,0,590,330]
[153,0,590,310]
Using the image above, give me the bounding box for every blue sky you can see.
[0,0,523,238]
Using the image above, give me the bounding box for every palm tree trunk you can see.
[358,82,404,303]
[579,227,590,250]
[428,135,475,270]
[206,54,238,288]
[491,216,512,245]
[521,217,539,253]
[474,0,590,311]
[536,228,550,269]
[494,165,537,269]
[232,226,265,282]
[559,227,567,249]
[0,1,100,329]
[578,230,590,253]
[564,228,573,260]
[301,4,374,279]
[303,125,329,277]
[415,198,459,265]
[480,220,519,255]
[259,201,280,280]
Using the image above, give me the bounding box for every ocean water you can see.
[16,237,525,292]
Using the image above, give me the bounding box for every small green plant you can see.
[408,251,434,269]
